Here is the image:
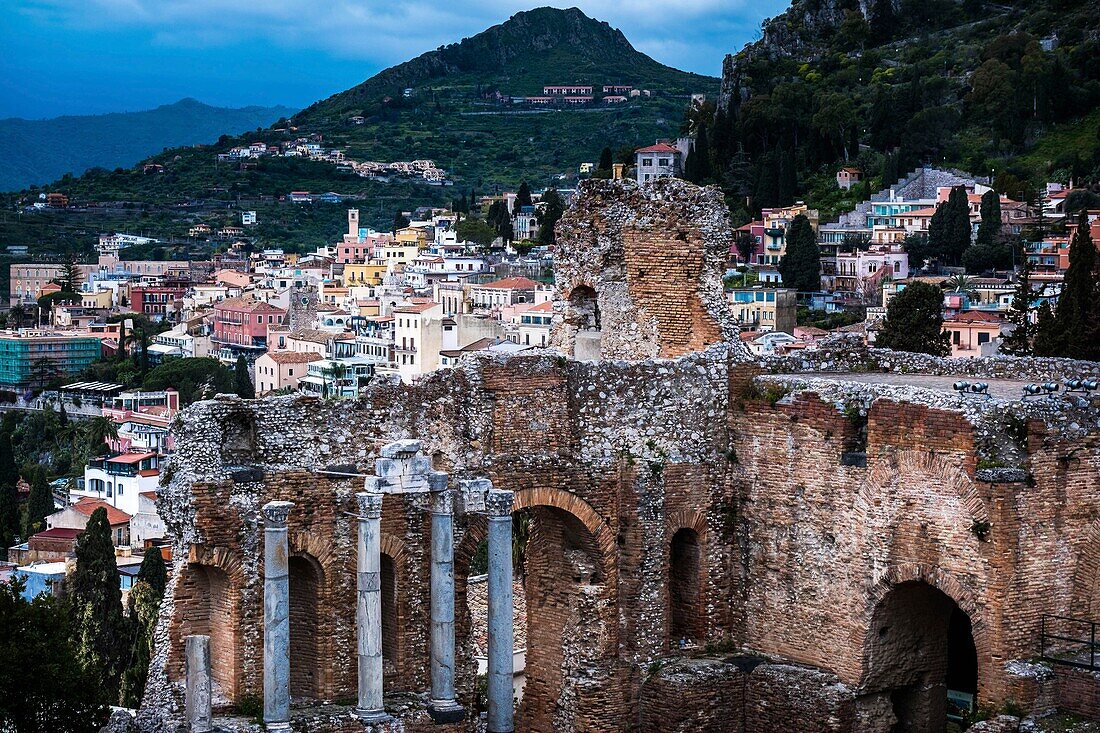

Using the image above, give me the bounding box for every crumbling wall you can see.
[552,178,743,360]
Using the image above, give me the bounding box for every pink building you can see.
[213,296,287,352]
[339,209,394,263]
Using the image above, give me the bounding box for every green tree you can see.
[137,548,168,598]
[975,189,1002,246]
[778,214,821,293]
[393,210,410,233]
[455,218,498,249]
[119,580,160,708]
[234,355,255,399]
[143,357,234,405]
[1000,255,1035,356]
[516,180,532,208]
[82,416,119,457]
[0,434,20,559]
[486,200,513,243]
[24,467,54,539]
[0,577,111,732]
[870,0,897,44]
[597,147,613,172]
[876,281,950,355]
[1034,211,1099,359]
[68,507,128,692]
[58,255,83,293]
[537,188,565,246]
[928,186,972,266]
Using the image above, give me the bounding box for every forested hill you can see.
[0,99,298,192]
[707,0,1100,221]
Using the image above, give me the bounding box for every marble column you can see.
[427,471,464,722]
[355,491,390,723]
[486,489,515,733]
[185,634,213,733]
[262,500,294,731]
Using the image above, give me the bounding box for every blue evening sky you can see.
[0,1,789,120]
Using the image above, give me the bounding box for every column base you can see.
[355,707,392,725]
[263,722,291,732]
[427,700,465,723]
[486,728,515,733]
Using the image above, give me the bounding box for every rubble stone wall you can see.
[140,344,1100,732]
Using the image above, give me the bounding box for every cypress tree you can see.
[516,181,532,208]
[870,0,896,44]
[0,434,19,560]
[976,189,1002,247]
[778,214,822,293]
[597,147,613,172]
[137,548,168,598]
[684,143,702,184]
[59,402,69,427]
[234,355,255,399]
[1000,253,1034,356]
[69,507,128,689]
[777,147,798,206]
[1035,211,1100,359]
[694,123,712,181]
[710,108,731,174]
[928,186,972,266]
[24,467,54,539]
[875,281,951,355]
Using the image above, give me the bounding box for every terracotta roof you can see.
[107,452,156,464]
[263,351,324,364]
[440,337,496,358]
[393,302,439,314]
[73,498,132,525]
[289,329,335,344]
[945,310,1002,324]
[476,277,540,290]
[636,143,679,154]
[528,301,553,312]
[31,527,81,541]
[215,296,285,313]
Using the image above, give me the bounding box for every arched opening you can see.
[177,563,238,702]
[288,555,323,701]
[669,528,702,647]
[861,581,978,732]
[381,552,398,672]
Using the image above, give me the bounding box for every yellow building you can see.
[761,203,820,266]
[395,226,430,249]
[342,263,388,287]
[81,289,114,309]
[380,242,420,267]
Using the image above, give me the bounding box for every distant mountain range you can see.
[0,99,298,191]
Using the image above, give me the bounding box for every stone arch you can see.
[511,486,615,570]
[175,545,245,702]
[1072,517,1100,618]
[379,534,410,677]
[667,509,708,649]
[288,552,325,701]
[857,577,982,733]
[856,450,989,528]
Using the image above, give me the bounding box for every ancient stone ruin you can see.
[137,179,1100,732]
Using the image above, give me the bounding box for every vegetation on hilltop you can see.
[705,0,1100,223]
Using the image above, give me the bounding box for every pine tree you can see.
[976,189,1002,247]
[875,281,951,355]
[234,355,255,399]
[69,507,128,689]
[0,434,19,559]
[24,467,54,539]
[1034,211,1100,359]
[516,181,532,208]
[597,147,613,172]
[778,214,821,293]
[1000,253,1035,356]
[58,254,82,293]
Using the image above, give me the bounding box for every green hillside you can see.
[0,99,297,192]
[706,0,1100,222]
[2,7,717,254]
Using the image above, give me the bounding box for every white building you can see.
[74,453,161,518]
[393,301,444,382]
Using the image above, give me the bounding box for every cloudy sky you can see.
[1,0,789,120]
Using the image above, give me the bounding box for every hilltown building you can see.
[133,180,1099,733]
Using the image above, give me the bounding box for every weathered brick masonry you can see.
[136,179,1100,732]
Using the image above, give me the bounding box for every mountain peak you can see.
[299,6,713,120]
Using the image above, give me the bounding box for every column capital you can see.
[430,486,454,515]
[261,501,294,527]
[485,489,514,518]
[356,491,384,519]
[427,470,449,492]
